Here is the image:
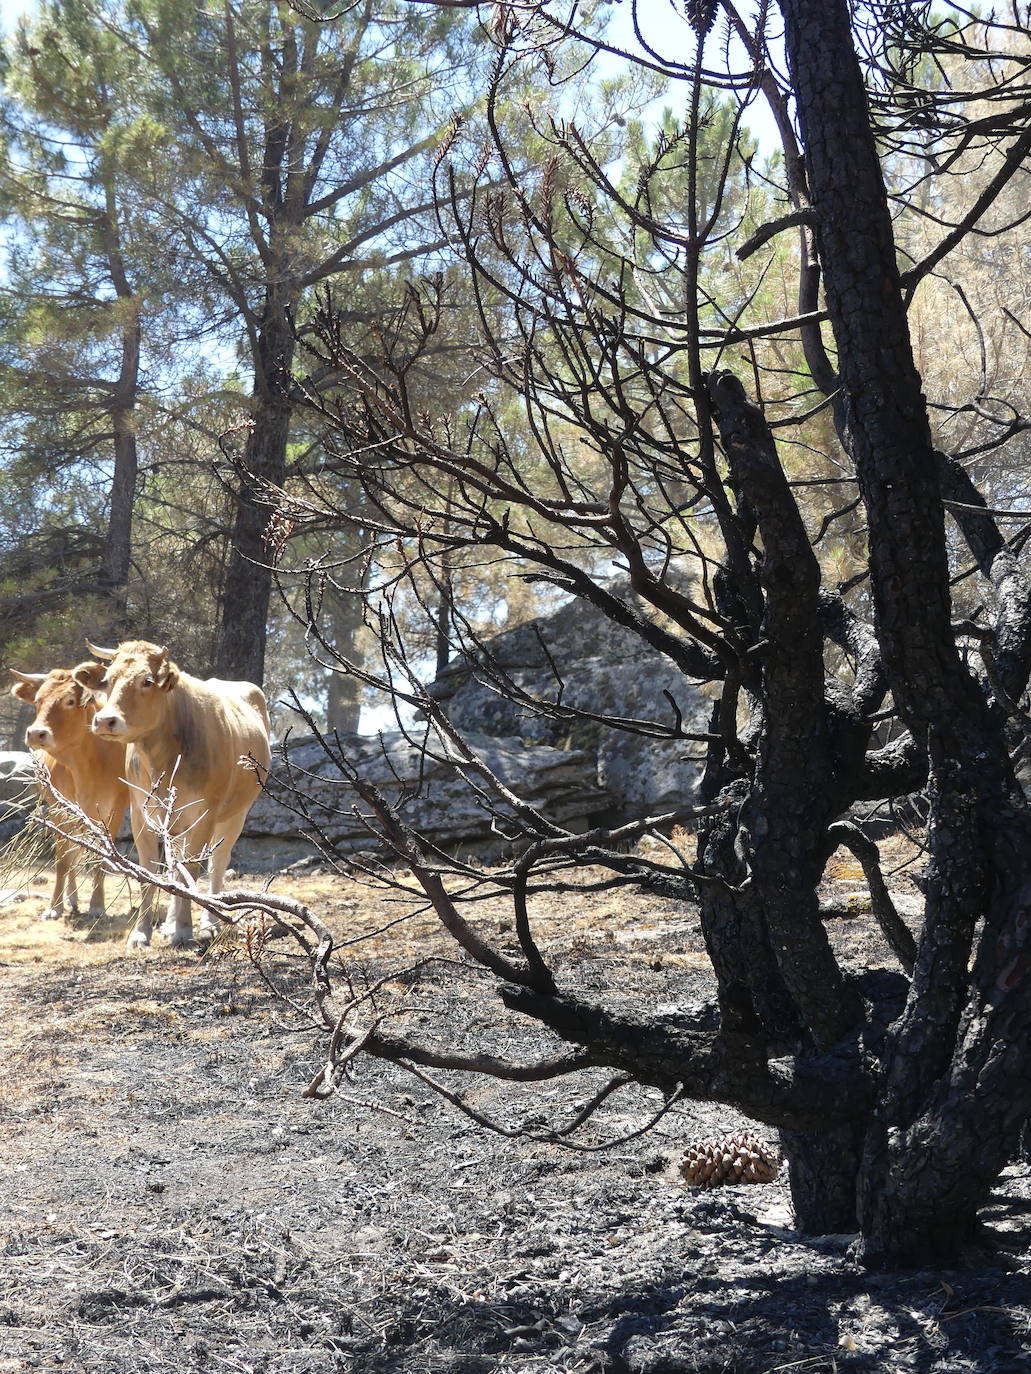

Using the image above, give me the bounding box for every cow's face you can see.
[79,642,180,742]
[11,668,99,754]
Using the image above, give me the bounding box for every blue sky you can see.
[0,0,34,31]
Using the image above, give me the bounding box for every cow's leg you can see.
[199,814,246,943]
[44,836,74,920]
[66,853,82,915]
[128,799,161,949]
[165,866,202,948]
[86,862,107,920]
[166,820,215,949]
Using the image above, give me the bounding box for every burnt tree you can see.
[258,0,1031,1266]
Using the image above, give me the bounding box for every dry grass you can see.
[0,897,133,965]
[824,855,867,883]
[0,826,927,982]
[824,833,924,887]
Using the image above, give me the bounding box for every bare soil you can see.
[1,848,1029,1374]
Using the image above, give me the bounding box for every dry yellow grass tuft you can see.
[0,864,139,967]
[825,855,867,883]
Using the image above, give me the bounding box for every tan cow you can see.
[10,664,129,921]
[75,640,271,949]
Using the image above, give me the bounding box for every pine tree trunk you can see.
[98,181,140,635]
[215,299,295,686]
[780,0,1031,1264]
[697,809,864,1234]
[781,1125,863,1235]
[102,405,138,632]
[325,583,363,734]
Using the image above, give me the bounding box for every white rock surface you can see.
[430,583,710,821]
[0,751,38,844]
[241,730,612,867]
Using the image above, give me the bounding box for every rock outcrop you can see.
[430,585,710,823]
[0,752,38,845]
[240,730,612,868]
[2,734,611,871]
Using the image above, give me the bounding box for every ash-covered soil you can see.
[1,850,1029,1374]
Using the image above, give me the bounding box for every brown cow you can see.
[10,664,129,921]
[75,640,271,949]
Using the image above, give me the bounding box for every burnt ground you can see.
[1,845,1030,1374]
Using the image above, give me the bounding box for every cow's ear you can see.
[157,655,179,692]
[10,677,39,704]
[73,661,106,694]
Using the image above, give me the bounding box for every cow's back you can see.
[166,675,271,820]
[207,679,271,741]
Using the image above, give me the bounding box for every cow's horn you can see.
[85,639,118,660]
[9,668,47,684]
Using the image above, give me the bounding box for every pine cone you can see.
[683,0,718,37]
[679,1132,780,1188]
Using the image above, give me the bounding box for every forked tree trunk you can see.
[779,0,1031,1264]
[700,362,885,1236]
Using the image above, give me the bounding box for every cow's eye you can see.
[63,696,76,707]
[142,676,154,688]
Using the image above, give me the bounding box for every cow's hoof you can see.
[41,907,63,921]
[196,924,217,946]
[87,908,106,920]
[168,931,197,951]
[159,919,178,939]
[127,930,151,950]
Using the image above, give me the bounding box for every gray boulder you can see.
[0,751,38,845]
[430,585,709,822]
[240,730,612,868]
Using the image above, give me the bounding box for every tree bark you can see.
[214,296,296,686]
[97,170,141,634]
[704,370,871,1229]
[781,1124,863,1236]
[695,799,803,1044]
[325,581,364,734]
[102,394,139,631]
[779,0,1031,1264]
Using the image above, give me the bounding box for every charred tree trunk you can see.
[779,0,1031,1265]
[780,1124,865,1236]
[696,813,864,1233]
[703,371,871,1233]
